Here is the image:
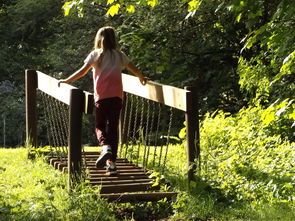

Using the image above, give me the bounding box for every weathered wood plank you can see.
[122,73,189,112]
[25,70,37,148]
[89,175,150,181]
[36,71,93,114]
[100,192,177,202]
[36,71,76,105]
[90,178,154,185]
[100,182,157,194]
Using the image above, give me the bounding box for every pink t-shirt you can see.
[84,49,129,102]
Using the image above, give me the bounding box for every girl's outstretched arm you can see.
[126,62,147,85]
[58,63,92,86]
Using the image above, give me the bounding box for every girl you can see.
[58,26,147,175]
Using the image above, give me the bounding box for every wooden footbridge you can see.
[25,70,199,202]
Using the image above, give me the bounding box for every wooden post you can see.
[25,69,37,148]
[68,88,84,188]
[185,86,199,182]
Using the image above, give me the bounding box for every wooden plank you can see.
[86,165,139,170]
[100,182,157,194]
[88,168,146,173]
[67,73,191,112]
[36,71,190,112]
[88,175,150,181]
[122,73,189,111]
[89,172,149,177]
[36,71,76,105]
[185,86,198,182]
[25,70,37,148]
[83,91,94,114]
[82,151,100,155]
[68,89,83,187]
[36,71,93,114]
[90,178,154,185]
[100,192,177,202]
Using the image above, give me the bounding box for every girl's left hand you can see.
[58,80,67,87]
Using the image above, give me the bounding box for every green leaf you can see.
[147,0,158,8]
[126,5,135,13]
[107,0,116,4]
[107,3,120,16]
[235,12,242,23]
[289,111,295,120]
[62,1,76,16]
[188,0,200,11]
[284,183,293,189]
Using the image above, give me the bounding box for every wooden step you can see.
[89,172,149,177]
[100,192,178,202]
[86,162,137,167]
[100,182,158,194]
[89,175,151,181]
[88,168,145,173]
[48,155,177,202]
[89,178,154,185]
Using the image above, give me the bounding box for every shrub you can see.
[199,103,295,204]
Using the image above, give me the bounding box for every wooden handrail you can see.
[36,71,93,114]
[36,71,189,112]
[122,74,190,112]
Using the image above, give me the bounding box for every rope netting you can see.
[37,90,88,173]
[119,93,183,172]
[36,90,184,174]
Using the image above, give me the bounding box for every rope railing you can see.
[119,93,179,173]
[25,69,199,189]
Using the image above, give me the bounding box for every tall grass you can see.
[0,148,115,221]
[165,104,295,220]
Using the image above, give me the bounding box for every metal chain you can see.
[136,97,145,166]
[40,91,53,157]
[119,93,129,158]
[130,95,139,162]
[142,99,150,169]
[158,107,167,167]
[53,98,67,157]
[152,102,161,167]
[163,107,174,169]
[144,99,155,169]
[55,99,68,155]
[46,95,60,158]
[124,93,134,159]
[60,102,69,147]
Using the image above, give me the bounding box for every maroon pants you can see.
[95,97,122,161]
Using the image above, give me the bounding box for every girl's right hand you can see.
[139,77,148,85]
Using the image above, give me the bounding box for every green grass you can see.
[0,148,115,221]
[1,144,295,221]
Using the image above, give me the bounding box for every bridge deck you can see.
[49,151,177,202]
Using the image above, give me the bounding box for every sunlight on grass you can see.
[0,147,115,221]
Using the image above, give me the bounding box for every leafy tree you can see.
[0,0,62,146]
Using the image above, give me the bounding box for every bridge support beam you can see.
[185,86,200,183]
[68,88,84,189]
[25,69,38,149]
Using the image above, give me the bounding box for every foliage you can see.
[62,0,295,105]
[0,81,24,147]
[167,103,295,220]
[0,0,62,147]
[198,104,295,204]
[234,0,295,103]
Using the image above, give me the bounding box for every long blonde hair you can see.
[94,26,117,50]
[94,26,123,66]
